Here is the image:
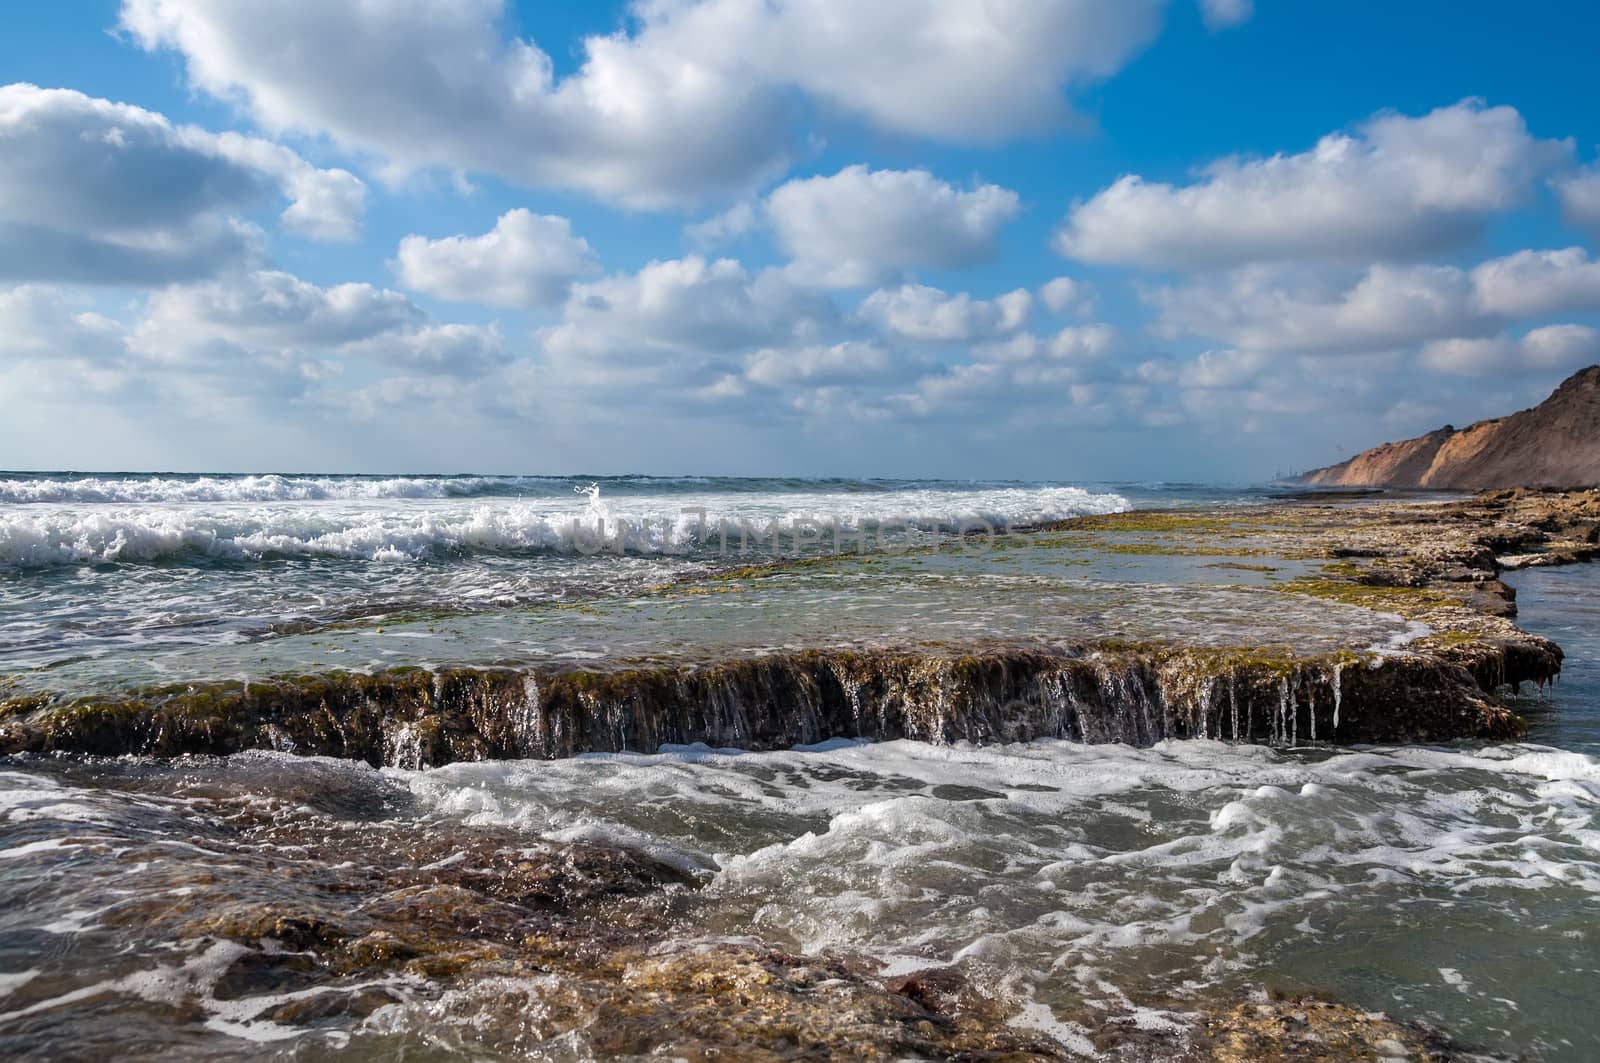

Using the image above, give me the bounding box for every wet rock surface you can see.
[0,757,1075,1059]
[3,753,1526,1061]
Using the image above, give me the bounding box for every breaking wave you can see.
[0,485,1129,568]
[0,473,1112,505]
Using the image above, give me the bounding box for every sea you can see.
[0,473,1596,1059]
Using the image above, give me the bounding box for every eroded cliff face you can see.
[1301,365,1600,489]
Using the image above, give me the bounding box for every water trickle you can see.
[1308,678,1317,742]
[518,674,544,757]
[1228,674,1239,741]
[1332,662,1344,732]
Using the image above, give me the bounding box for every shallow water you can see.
[0,474,1137,672]
[2,736,1596,1058]
[1510,563,1600,755]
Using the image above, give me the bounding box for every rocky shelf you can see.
[3,489,1593,766]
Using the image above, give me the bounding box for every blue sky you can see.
[2,1,1598,480]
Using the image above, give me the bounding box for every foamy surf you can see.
[3,738,1595,1058]
[0,482,1129,567]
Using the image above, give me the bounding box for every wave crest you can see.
[0,488,1129,568]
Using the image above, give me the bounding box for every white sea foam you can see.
[3,736,1596,1056]
[0,485,1129,567]
[393,736,1600,1052]
[0,474,516,504]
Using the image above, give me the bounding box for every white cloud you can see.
[120,0,787,210]
[1469,246,1600,318]
[662,0,1167,143]
[744,341,915,388]
[120,0,1166,208]
[344,323,511,376]
[0,84,364,284]
[1200,0,1254,30]
[1554,161,1600,234]
[686,202,759,247]
[346,375,468,420]
[541,256,840,368]
[130,271,506,379]
[1153,247,1600,359]
[768,166,1020,288]
[857,284,1030,342]
[977,325,1120,363]
[394,210,595,310]
[1420,324,1600,376]
[0,286,129,363]
[1056,100,1570,268]
[136,271,421,356]
[1178,348,1270,389]
[1152,263,1480,356]
[1038,276,1096,316]
[204,132,365,241]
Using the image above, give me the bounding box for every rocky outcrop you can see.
[1300,365,1600,489]
[0,640,1555,767]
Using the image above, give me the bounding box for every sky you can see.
[2,1,1599,481]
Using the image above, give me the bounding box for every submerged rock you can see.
[1191,995,1476,1062]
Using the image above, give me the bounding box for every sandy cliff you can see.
[1300,365,1600,489]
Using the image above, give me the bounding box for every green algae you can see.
[1277,576,1455,612]
[1059,511,1250,533]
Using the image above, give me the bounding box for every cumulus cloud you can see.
[744,341,918,388]
[857,284,1030,342]
[1420,324,1600,377]
[344,323,511,377]
[1056,100,1570,268]
[541,256,839,367]
[1553,162,1600,234]
[1151,264,1480,356]
[0,286,133,368]
[686,202,759,247]
[976,325,1121,363]
[0,84,364,284]
[768,166,1021,288]
[394,210,595,310]
[1152,247,1600,358]
[1038,276,1096,316]
[120,0,1166,208]
[135,271,422,356]
[1469,246,1600,318]
[130,270,507,379]
[205,131,366,241]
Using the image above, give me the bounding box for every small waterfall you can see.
[1307,678,1317,742]
[3,637,1556,766]
[1229,675,1239,741]
[517,675,544,758]
[1332,662,1343,732]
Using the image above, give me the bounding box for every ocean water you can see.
[0,475,1596,1059]
[0,473,1146,673]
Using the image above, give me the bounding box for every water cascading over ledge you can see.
[0,637,1559,768]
